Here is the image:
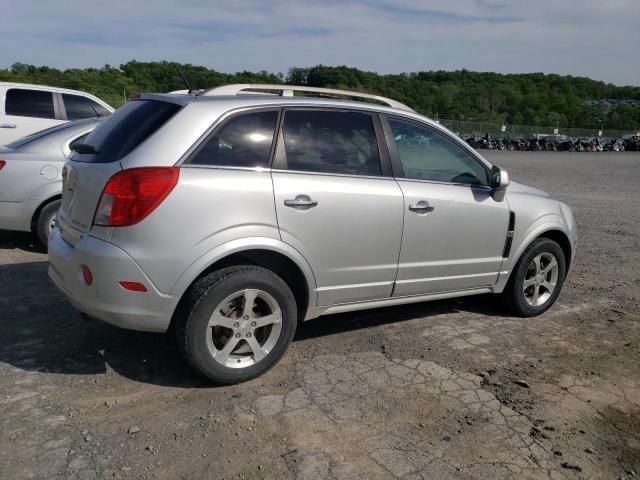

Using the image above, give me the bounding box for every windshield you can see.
[71,100,182,163]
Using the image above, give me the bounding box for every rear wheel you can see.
[35,199,61,248]
[502,238,566,317]
[175,265,297,384]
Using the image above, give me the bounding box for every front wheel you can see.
[175,265,297,384]
[502,238,566,317]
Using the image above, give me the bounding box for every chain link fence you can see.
[438,119,638,139]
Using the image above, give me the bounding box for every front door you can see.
[272,108,404,306]
[383,115,509,296]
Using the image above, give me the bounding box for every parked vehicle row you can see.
[464,134,639,152]
[0,83,111,244]
[43,84,576,385]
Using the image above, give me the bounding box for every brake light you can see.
[0,160,5,170]
[94,167,179,227]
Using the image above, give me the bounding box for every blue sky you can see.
[2,0,638,85]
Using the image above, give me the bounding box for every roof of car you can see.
[140,92,435,125]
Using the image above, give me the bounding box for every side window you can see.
[282,110,381,176]
[62,94,110,120]
[5,89,55,119]
[388,117,488,186]
[189,110,278,168]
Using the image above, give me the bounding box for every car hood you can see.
[507,181,550,198]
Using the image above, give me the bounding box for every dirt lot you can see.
[1,152,639,480]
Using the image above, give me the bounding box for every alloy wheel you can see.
[206,289,283,368]
[522,252,559,307]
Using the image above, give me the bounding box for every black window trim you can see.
[380,114,492,189]
[180,106,282,170]
[273,106,393,179]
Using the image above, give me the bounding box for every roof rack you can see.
[199,84,414,112]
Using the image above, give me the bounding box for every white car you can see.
[0,118,100,245]
[0,82,113,145]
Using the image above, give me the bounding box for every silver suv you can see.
[48,85,577,384]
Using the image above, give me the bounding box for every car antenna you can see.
[175,65,197,94]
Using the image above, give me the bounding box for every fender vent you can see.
[502,211,516,258]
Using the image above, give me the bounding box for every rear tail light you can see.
[0,160,6,170]
[94,167,179,227]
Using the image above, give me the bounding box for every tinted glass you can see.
[62,94,110,120]
[189,111,278,168]
[388,117,488,186]
[282,110,381,176]
[72,100,181,163]
[5,89,55,119]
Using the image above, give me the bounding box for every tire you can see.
[502,238,566,317]
[35,199,61,248]
[175,265,297,384]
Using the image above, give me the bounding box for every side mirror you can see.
[490,166,510,202]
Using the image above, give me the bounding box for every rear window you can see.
[6,89,55,119]
[6,121,89,149]
[72,100,181,163]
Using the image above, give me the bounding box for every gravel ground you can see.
[1,152,639,480]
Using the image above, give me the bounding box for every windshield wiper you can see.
[70,143,99,154]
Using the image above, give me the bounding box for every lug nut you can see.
[246,333,252,338]
[233,322,239,328]
[251,321,256,327]
[243,315,249,320]
[235,333,241,338]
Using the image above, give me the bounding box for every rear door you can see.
[58,99,181,245]
[1,88,66,145]
[383,115,509,296]
[272,108,404,305]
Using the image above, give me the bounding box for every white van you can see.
[0,82,113,145]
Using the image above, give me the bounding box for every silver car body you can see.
[0,119,99,232]
[48,91,577,333]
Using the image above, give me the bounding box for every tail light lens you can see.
[0,160,6,170]
[94,167,179,227]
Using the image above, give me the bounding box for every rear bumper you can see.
[48,228,178,333]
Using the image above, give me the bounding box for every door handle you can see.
[284,195,318,210]
[0,124,16,128]
[409,200,435,214]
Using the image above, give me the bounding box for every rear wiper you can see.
[70,143,99,154]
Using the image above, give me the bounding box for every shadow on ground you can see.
[0,233,507,390]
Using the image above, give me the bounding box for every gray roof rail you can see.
[200,84,414,112]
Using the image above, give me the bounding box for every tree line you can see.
[2,61,639,130]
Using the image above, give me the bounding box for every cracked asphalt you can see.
[1,152,639,479]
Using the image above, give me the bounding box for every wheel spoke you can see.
[542,281,555,293]
[208,313,237,329]
[215,336,240,364]
[542,258,558,275]
[252,310,282,328]
[533,254,542,274]
[523,277,536,290]
[531,285,540,305]
[242,289,259,318]
[246,336,267,362]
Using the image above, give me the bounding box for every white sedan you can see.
[0,118,100,246]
